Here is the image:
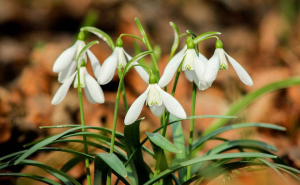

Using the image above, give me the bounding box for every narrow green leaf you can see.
[61,156,84,172]
[0,173,61,185]
[146,132,181,153]
[204,77,300,136]
[194,31,221,44]
[276,166,300,181]
[192,123,285,156]
[144,152,276,185]
[258,158,288,183]
[0,160,81,185]
[274,163,300,174]
[96,153,127,177]
[124,119,152,184]
[169,22,179,59]
[80,26,115,49]
[94,155,109,185]
[150,142,173,185]
[170,115,187,183]
[14,126,88,164]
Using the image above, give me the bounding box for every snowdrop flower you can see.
[159,36,208,90]
[51,62,104,105]
[124,74,187,125]
[204,40,253,87]
[53,32,100,83]
[98,38,149,85]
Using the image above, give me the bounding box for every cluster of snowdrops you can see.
[52,26,253,125]
[3,19,300,185]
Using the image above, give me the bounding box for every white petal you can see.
[182,49,195,70]
[193,52,207,87]
[124,86,150,125]
[146,84,162,106]
[158,46,187,87]
[155,84,186,119]
[84,86,97,104]
[198,53,208,63]
[225,52,253,86]
[53,41,78,73]
[184,70,194,82]
[150,104,165,117]
[58,61,77,83]
[124,51,150,83]
[87,50,101,76]
[84,70,105,103]
[51,72,77,105]
[98,48,119,85]
[74,67,86,88]
[117,47,127,68]
[204,50,220,87]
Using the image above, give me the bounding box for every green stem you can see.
[77,70,92,185]
[120,34,143,42]
[134,18,160,77]
[118,69,128,112]
[187,82,197,179]
[162,64,182,136]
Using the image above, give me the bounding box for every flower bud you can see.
[116,37,123,47]
[149,73,158,84]
[77,32,85,41]
[186,36,195,49]
[216,39,223,48]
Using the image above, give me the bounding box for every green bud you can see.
[77,32,85,41]
[186,36,195,49]
[216,39,223,48]
[149,73,158,84]
[116,37,123,47]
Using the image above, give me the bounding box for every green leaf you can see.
[193,31,221,44]
[61,156,84,172]
[96,153,127,178]
[146,132,181,153]
[192,123,285,156]
[150,142,173,185]
[0,173,61,185]
[275,166,300,181]
[169,22,179,59]
[190,139,277,176]
[204,77,300,136]
[170,115,187,183]
[13,126,88,164]
[0,160,81,185]
[124,119,152,184]
[94,155,109,185]
[258,158,288,183]
[144,152,276,185]
[80,26,115,49]
[152,115,236,134]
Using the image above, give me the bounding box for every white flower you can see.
[98,38,149,85]
[53,37,100,84]
[158,45,209,90]
[204,40,253,87]
[124,75,187,125]
[51,66,105,105]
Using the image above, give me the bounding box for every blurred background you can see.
[0,0,300,184]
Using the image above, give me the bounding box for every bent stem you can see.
[187,82,197,179]
[135,17,160,77]
[77,68,92,185]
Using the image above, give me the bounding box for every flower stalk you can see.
[77,61,92,185]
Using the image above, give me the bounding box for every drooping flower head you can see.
[204,39,253,87]
[98,37,149,85]
[124,73,187,125]
[53,32,100,83]
[51,60,105,105]
[159,36,208,90]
